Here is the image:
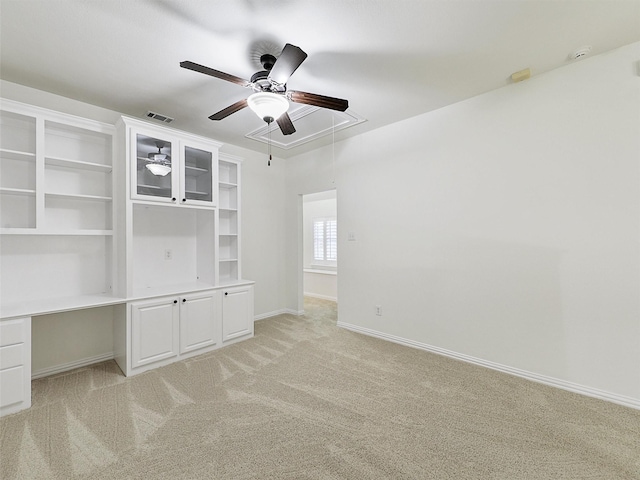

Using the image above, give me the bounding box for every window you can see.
[313,218,337,263]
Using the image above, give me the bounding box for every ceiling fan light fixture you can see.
[247,92,289,123]
[145,163,172,176]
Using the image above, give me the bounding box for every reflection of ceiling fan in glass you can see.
[145,142,171,176]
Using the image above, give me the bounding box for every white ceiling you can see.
[1,0,638,157]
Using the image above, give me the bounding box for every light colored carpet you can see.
[1,297,639,479]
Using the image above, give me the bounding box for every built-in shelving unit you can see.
[113,117,253,378]
[218,154,241,284]
[1,106,254,415]
[0,110,37,230]
[0,99,116,313]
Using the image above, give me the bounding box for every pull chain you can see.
[268,119,272,166]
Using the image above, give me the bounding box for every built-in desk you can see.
[0,280,254,417]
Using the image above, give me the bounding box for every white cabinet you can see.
[0,317,31,416]
[125,120,219,207]
[128,290,223,373]
[131,298,179,368]
[222,285,254,343]
[122,284,252,376]
[179,291,220,354]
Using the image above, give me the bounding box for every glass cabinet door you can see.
[181,141,216,206]
[133,132,177,202]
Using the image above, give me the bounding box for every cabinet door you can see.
[131,298,179,368]
[131,128,180,203]
[179,291,220,354]
[222,286,254,342]
[180,139,216,207]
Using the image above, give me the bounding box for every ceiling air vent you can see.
[145,111,174,123]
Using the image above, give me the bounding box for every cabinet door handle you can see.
[172,197,176,202]
[182,298,186,303]
[182,198,186,203]
[173,300,178,304]
[225,292,228,296]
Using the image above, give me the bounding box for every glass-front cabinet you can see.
[131,126,217,207]
[183,142,214,204]
[134,132,176,201]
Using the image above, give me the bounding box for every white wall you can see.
[285,42,640,406]
[227,143,288,317]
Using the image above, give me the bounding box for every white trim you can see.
[337,322,640,411]
[303,292,337,302]
[254,308,303,321]
[31,352,114,380]
[304,268,337,276]
[246,106,366,150]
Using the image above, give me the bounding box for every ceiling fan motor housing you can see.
[260,54,277,71]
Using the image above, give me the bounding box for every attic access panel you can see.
[245,105,365,150]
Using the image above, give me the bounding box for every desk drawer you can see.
[0,366,25,408]
[0,317,31,417]
[0,344,24,370]
[0,318,28,347]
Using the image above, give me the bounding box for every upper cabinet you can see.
[123,118,220,207]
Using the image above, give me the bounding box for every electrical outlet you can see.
[375,305,382,316]
[165,249,172,260]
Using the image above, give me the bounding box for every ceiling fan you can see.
[180,43,349,136]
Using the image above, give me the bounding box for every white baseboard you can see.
[255,308,304,321]
[337,321,640,411]
[303,292,337,302]
[32,352,115,380]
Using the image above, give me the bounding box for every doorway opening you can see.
[301,190,337,305]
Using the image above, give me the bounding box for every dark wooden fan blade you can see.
[268,44,307,85]
[276,112,296,135]
[208,98,248,120]
[180,61,251,87]
[289,91,349,112]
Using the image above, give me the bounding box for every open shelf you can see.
[45,119,112,167]
[45,192,112,202]
[219,161,238,185]
[0,148,36,162]
[1,228,112,236]
[0,110,36,155]
[45,156,112,173]
[219,261,239,283]
[0,190,36,229]
[1,146,36,196]
[0,187,36,196]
